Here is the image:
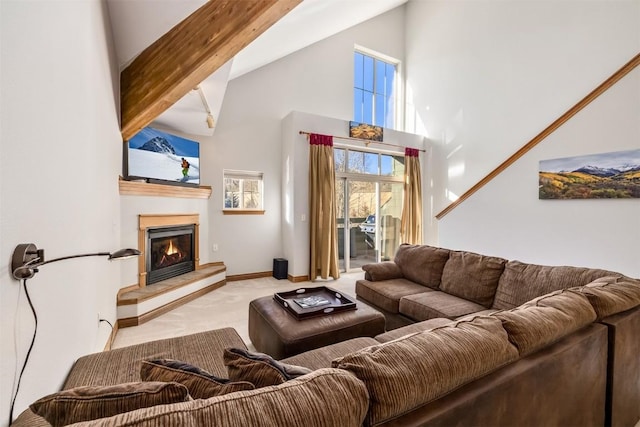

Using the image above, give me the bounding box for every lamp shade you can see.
[108,248,141,260]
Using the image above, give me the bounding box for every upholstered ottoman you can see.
[249,295,385,359]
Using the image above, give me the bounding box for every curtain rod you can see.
[298,131,425,152]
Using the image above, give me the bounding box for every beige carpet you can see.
[112,271,362,350]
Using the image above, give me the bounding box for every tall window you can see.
[223,170,263,211]
[353,50,397,129]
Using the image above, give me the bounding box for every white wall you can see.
[405,0,640,276]
[206,6,408,275]
[0,1,123,423]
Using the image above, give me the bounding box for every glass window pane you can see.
[334,148,345,172]
[353,88,363,123]
[225,191,240,208]
[348,150,378,175]
[375,60,385,95]
[363,55,374,92]
[348,151,365,174]
[364,152,379,174]
[375,93,385,127]
[385,63,395,97]
[385,96,395,129]
[354,52,364,89]
[225,178,239,192]
[244,193,258,209]
[381,154,405,177]
[363,91,373,125]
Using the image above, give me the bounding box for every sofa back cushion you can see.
[573,276,640,320]
[394,244,450,289]
[70,369,369,427]
[493,290,597,356]
[440,251,507,307]
[332,316,518,426]
[492,261,615,310]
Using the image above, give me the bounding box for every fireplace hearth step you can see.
[117,263,226,327]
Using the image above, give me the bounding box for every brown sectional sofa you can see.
[12,247,640,426]
[357,244,618,329]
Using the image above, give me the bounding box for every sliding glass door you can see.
[335,147,404,272]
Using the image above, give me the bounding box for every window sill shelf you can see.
[223,210,265,215]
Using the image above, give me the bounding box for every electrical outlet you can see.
[301,214,306,222]
[212,244,219,252]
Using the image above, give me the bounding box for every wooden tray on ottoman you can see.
[274,286,356,319]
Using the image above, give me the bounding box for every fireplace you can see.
[146,225,195,285]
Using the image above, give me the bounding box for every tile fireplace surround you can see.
[116,213,226,328]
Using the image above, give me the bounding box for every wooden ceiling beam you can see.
[120,0,302,141]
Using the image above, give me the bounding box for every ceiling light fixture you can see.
[195,86,215,129]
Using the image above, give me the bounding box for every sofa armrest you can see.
[362,262,403,281]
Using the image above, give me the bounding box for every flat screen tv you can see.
[123,127,200,187]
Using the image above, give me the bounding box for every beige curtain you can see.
[309,133,340,280]
[400,147,423,244]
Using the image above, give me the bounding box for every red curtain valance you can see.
[309,133,333,146]
[405,147,420,157]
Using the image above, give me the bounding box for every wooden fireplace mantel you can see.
[138,214,200,287]
[119,177,212,199]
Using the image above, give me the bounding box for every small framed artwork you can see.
[349,121,383,142]
[539,148,640,199]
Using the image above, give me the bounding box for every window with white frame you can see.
[223,170,264,211]
[353,49,399,130]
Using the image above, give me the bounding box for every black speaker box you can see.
[273,258,288,280]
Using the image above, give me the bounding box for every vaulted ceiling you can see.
[107,0,408,138]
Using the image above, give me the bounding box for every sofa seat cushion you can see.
[63,328,246,389]
[439,251,507,307]
[69,369,369,427]
[30,382,190,427]
[394,244,451,289]
[493,289,597,356]
[356,278,431,313]
[375,318,452,343]
[280,337,379,370]
[492,261,616,310]
[399,291,487,321]
[332,316,518,426]
[573,276,640,320]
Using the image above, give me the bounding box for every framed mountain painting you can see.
[539,149,640,199]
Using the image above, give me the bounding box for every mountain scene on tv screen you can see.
[539,149,640,199]
[129,127,199,184]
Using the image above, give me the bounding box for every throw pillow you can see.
[140,358,255,399]
[29,381,190,427]
[223,348,312,388]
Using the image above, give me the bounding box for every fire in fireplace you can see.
[146,225,195,285]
